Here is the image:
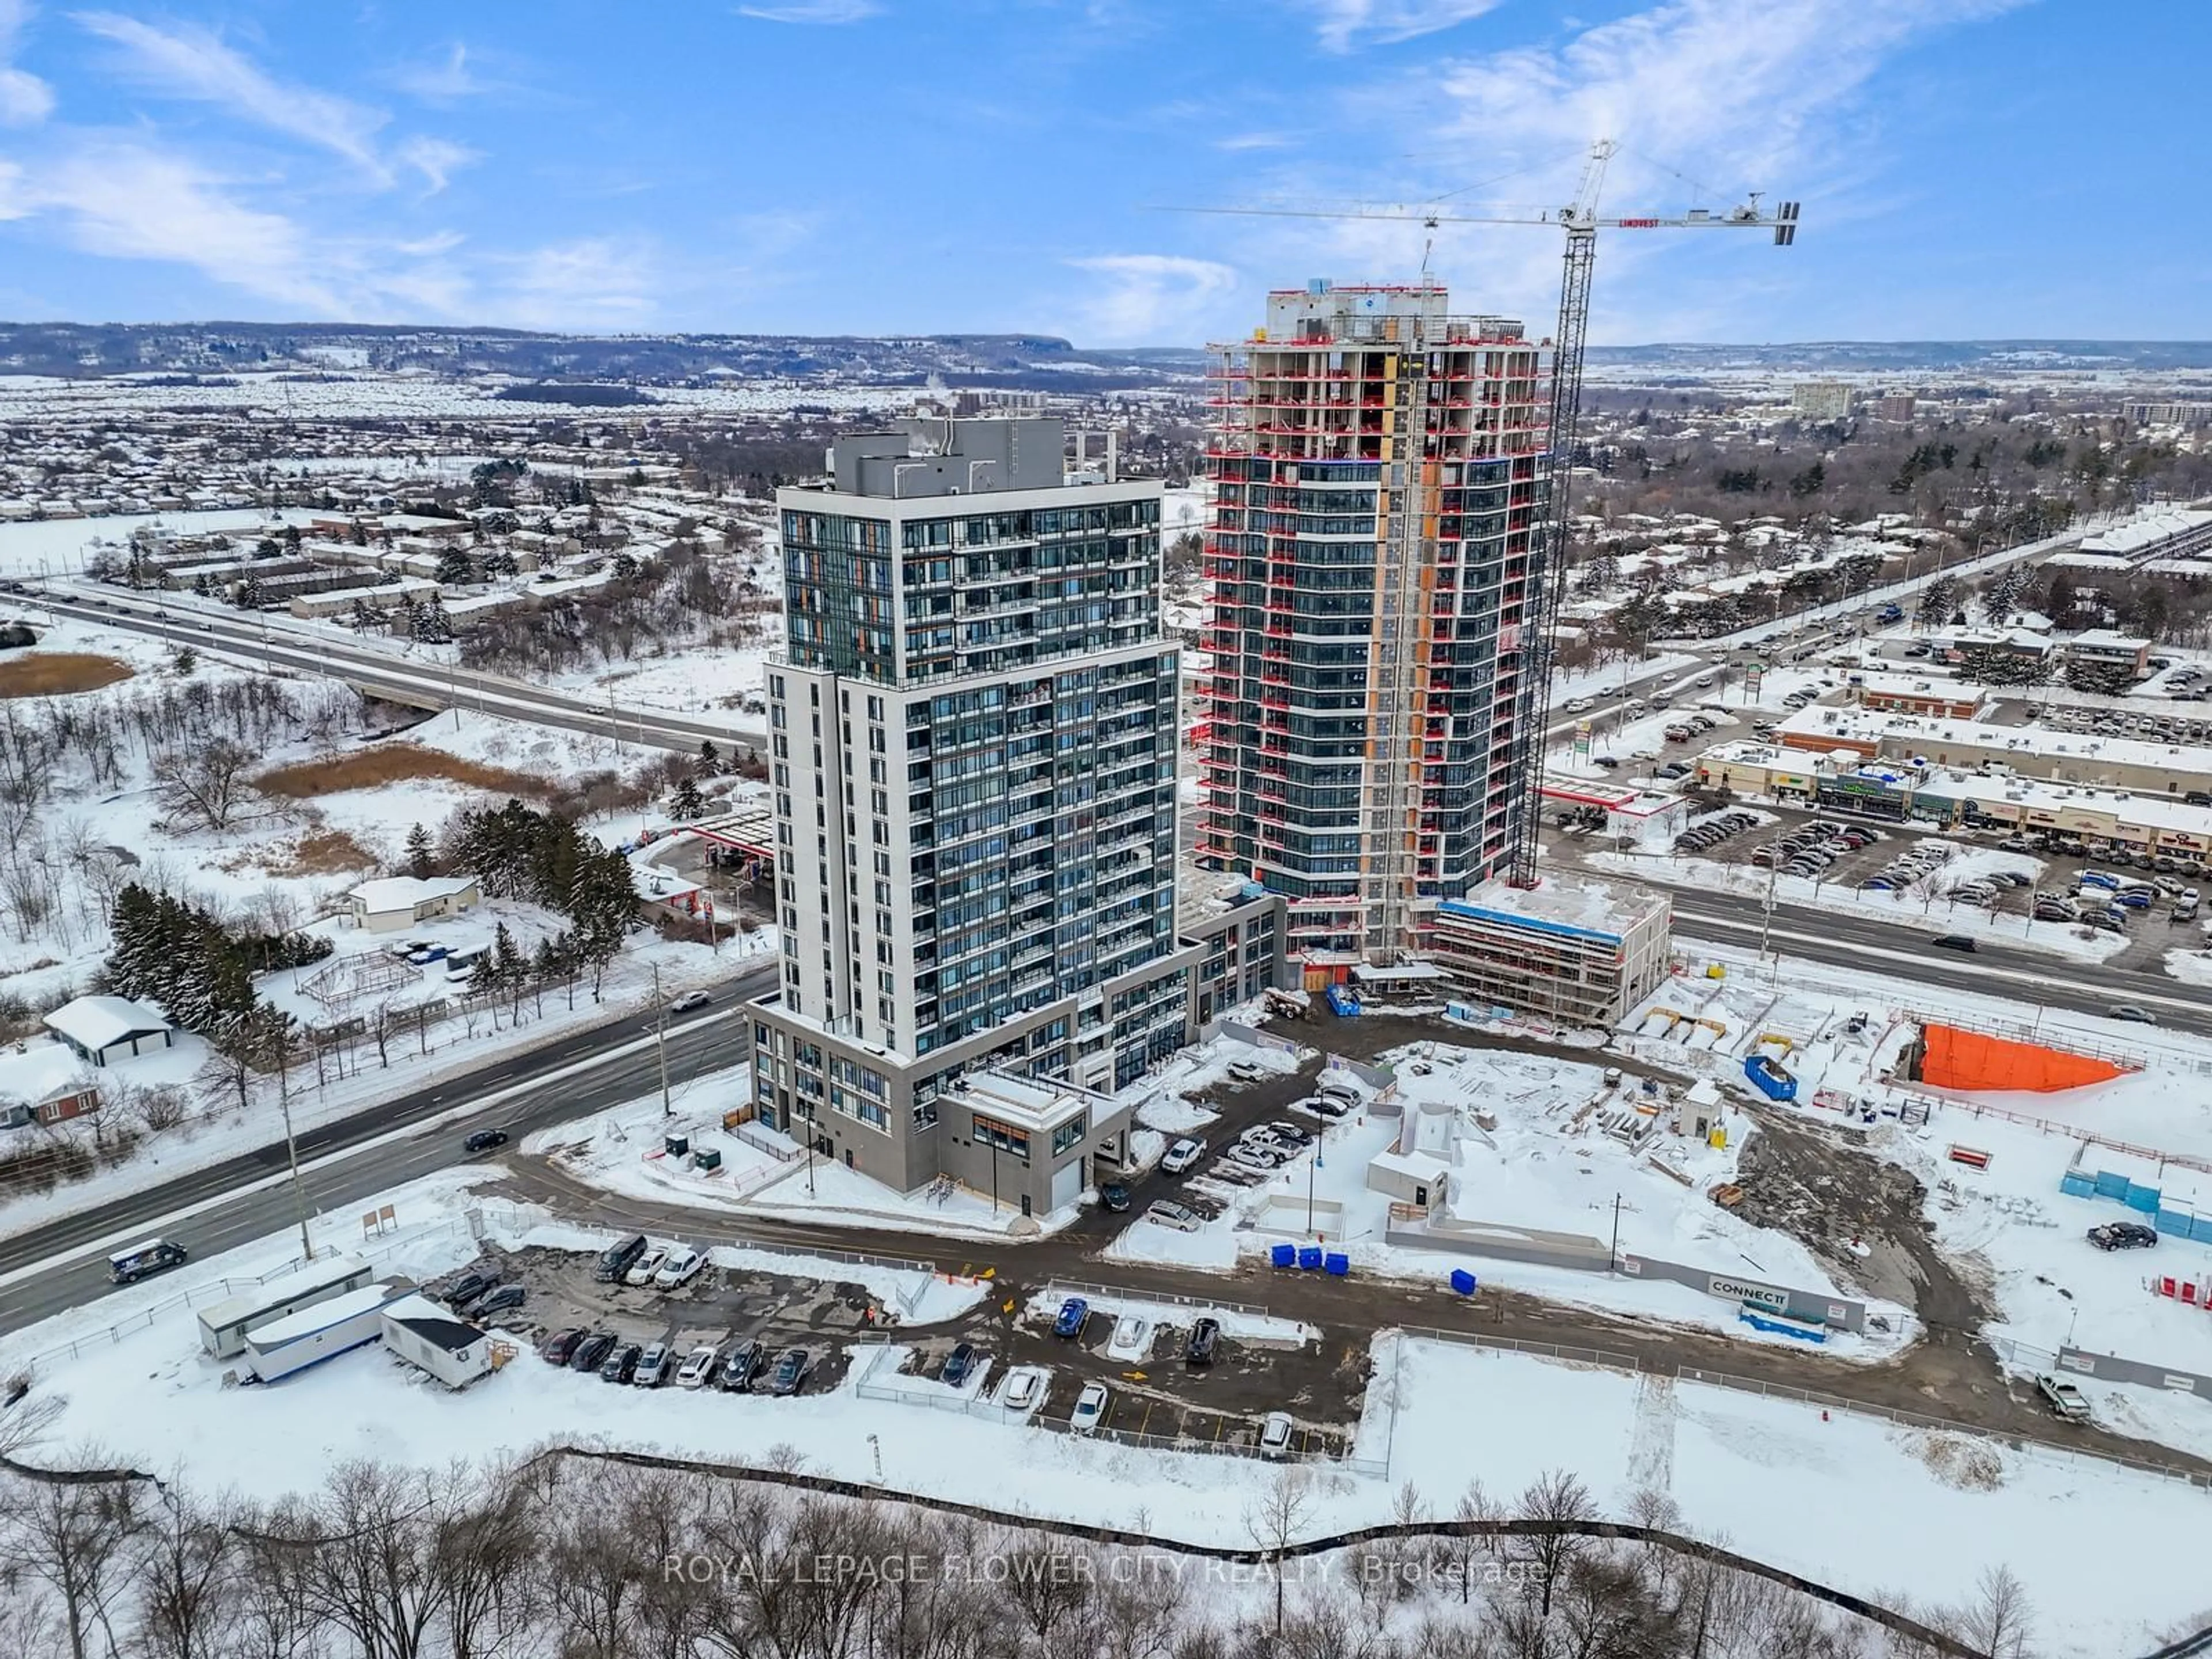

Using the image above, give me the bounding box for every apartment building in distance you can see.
[748,416,1282,1217]
[1791,380,1854,421]
[1195,279,1550,971]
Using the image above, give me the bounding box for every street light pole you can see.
[1608,1191,1622,1276]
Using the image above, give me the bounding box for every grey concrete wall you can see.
[2058,1346,2212,1398]
[1385,1225,1614,1274]
[1621,1253,1866,1332]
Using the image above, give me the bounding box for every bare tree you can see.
[0,1465,148,1659]
[1509,1468,1598,1623]
[131,1479,240,1659]
[1242,1467,1316,1640]
[1956,1564,2036,1659]
[150,740,254,833]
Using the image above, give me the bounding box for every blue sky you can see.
[0,0,2198,346]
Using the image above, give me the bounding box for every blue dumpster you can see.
[1449,1268,1479,1296]
[1324,1252,1349,1276]
[1298,1245,1323,1270]
[1270,1243,1297,1268]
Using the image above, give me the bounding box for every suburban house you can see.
[347,875,482,934]
[42,994,176,1067]
[0,1039,100,1128]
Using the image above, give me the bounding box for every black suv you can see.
[463,1128,510,1154]
[719,1340,763,1392]
[594,1234,649,1283]
[2088,1221,2158,1251]
[1185,1317,1221,1366]
[599,1342,643,1384]
[570,1332,618,1373]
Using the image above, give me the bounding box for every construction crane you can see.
[1177,140,1799,888]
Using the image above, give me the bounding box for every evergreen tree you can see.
[412,597,454,644]
[405,823,435,881]
[435,546,476,585]
[669,775,706,821]
[698,740,722,775]
[480,546,518,578]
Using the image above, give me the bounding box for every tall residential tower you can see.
[748,417,1194,1215]
[1195,280,1551,966]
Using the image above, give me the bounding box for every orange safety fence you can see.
[1919,1022,2128,1094]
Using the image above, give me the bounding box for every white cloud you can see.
[15,140,345,312]
[74,11,392,178]
[734,0,881,22]
[0,0,52,125]
[1295,0,1504,53]
[1066,253,1238,344]
[491,236,658,330]
[398,134,479,195]
[394,43,483,103]
[1217,131,1296,152]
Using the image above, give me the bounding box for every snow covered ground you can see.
[1,1171,2200,1659]
[529,1067,1085,1240]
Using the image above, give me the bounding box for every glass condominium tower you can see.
[749,417,1188,1198]
[1194,279,1550,965]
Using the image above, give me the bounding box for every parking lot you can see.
[1659,800,2210,961]
[425,1232,1368,1455]
[2013,695,2212,760]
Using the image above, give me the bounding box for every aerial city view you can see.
[0,2,2206,1654]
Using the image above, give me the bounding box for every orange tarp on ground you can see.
[1919,1022,2127,1093]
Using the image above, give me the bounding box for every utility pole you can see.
[1758,842,1781,963]
[275,1035,313,1262]
[652,963,671,1116]
[1608,1191,1622,1276]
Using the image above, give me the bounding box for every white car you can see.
[1226,1059,1265,1084]
[1000,1366,1045,1412]
[1564,696,1593,713]
[1070,1381,1109,1434]
[1259,1411,1296,1458]
[1105,1315,1153,1362]
[671,989,711,1014]
[623,1245,668,1287]
[1145,1200,1201,1232]
[654,1247,705,1289]
[675,1344,719,1388]
[1161,1137,1206,1175]
[1224,1143,1286,1172]
[2035,1374,2091,1422]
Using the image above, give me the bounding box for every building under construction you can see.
[1195,279,1550,972]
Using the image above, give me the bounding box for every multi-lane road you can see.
[24,583,767,757]
[0,962,779,1334]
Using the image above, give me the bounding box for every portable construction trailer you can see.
[198,1254,374,1360]
[241,1283,403,1383]
[378,1294,497,1390]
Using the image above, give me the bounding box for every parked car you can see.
[654,1247,706,1289]
[443,1270,495,1308]
[671,989,711,1014]
[2109,1004,2157,1024]
[1185,1317,1221,1366]
[1070,1382,1109,1434]
[1053,1297,1090,1339]
[1161,1138,1206,1176]
[1106,1315,1153,1362]
[1145,1201,1201,1233]
[571,1333,617,1373]
[1099,1181,1131,1213]
[1306,1095,1353,1119]
[465,1284,526,1320]
[676,1345,720,1388]
[769,1348,810,1396]
[1226,1059,1265,1084]
[634,1343,674,1387]
[624,1246,668,1287]
[462,1128,509,1154]
[2088,1221,2158,1251]
[595,1234,648,1284]
[941,1342,980,1388]
[1224,1142,1286,1173]
[599,1342,643,1384]
[718,1341,763,1392]
[999,1367,1044,1411]
[2035,1374,2091,1422]
[1259,1412,1296,1459]
[541,1327,585,1366]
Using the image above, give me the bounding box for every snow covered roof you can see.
[245,1282,399,1349]
[380,1293,480,1354]
[0,1039,94,1105]
[1370,1148,1453,1184]
[42,994,171,1052]
[347,875,478,911]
